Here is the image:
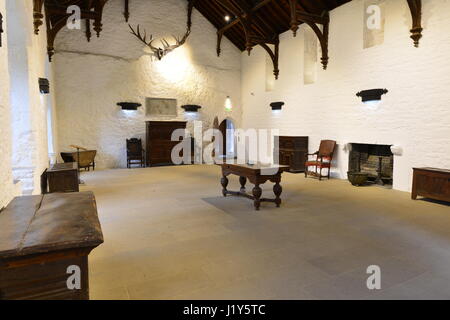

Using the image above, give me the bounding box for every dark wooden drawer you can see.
[277,136,308,150]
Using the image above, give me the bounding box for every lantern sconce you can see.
[356,89,388,102]
[117,102,142,110]
[181,104,202,113]
[270,101,284,111]
[39,78,50,94]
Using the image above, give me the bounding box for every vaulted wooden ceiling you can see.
[33,0,423,78]
[191,0,350,52]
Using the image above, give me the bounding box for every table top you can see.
[0,192,103,259]
[47,162,78,172]
[413,167,450,173]
[219,162,290,175]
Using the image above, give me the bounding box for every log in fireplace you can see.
[349,143,393,186]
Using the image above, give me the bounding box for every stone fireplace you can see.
[349,143,394,186]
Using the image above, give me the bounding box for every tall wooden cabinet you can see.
[146,121,187,166]
[274,136,309,173]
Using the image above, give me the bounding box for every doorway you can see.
[218,118,236,159]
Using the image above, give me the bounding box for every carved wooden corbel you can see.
[36,0,110,61]
[0,12,3,47]
[217,32,223,57]
[86,19,91,42]
[215,0,280,79]
[217,26,280,80]
[259,37,280,80]
[305,16,329,70]
[33,0,45,35]
[407,0,422,47]
[124,0,130,22]
[188,0,195,30]
[289,0,330,70]
[93,1,105,37]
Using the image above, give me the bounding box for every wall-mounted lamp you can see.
[356,89,388,102]
[117,102,142,110]
[225,96,232,112]
[181,104,202,112]
[270,101,284,111]
[0,13,3,48]
[39,78,50,94]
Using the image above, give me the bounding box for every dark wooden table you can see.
[45,162,79,193]
[218,163,290,210]
[0,192,103,300]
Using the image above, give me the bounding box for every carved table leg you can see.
[252,184,262,210]
[273,182,282,207]
[239,176,247,193]
[221,175,229,197]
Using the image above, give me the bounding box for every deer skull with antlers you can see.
[129,24,191,60]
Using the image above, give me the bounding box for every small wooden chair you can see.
[75,150,97,171]
[127,138,145,168]
[305,140,336,180]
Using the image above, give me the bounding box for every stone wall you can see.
[54,0,242,169]
[0,0,55,203]
[241,0,450,192]
[0,0,18,207]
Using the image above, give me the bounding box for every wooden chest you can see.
[0,192,103,300]
[412,167,450,202]
[146,121,187,166]
[46,162,79,193]
[274,136,309,173]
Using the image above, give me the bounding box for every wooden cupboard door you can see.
[278,150,291,166]
[146,121,187,166]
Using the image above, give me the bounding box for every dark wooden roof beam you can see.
[217,0,275,34]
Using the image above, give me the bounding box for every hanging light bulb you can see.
[225,96,232,112]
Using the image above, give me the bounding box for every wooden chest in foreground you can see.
[0,192,103,300]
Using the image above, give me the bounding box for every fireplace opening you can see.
[348,143,393,187]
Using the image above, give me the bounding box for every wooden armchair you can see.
[305,140,336,180]
[127,138,145,168]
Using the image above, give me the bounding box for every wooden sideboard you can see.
[146,121,187,166]
[412,167,450,202]
[0,192,103,300]
[274,136,309,173]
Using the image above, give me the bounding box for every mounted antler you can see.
[128,0,194,60]
[129,24,191,60]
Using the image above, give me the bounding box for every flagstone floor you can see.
[81,165,450,299]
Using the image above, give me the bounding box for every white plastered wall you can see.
[54,0,242,169]
[1,0,56,199]
[241,0,450,192]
